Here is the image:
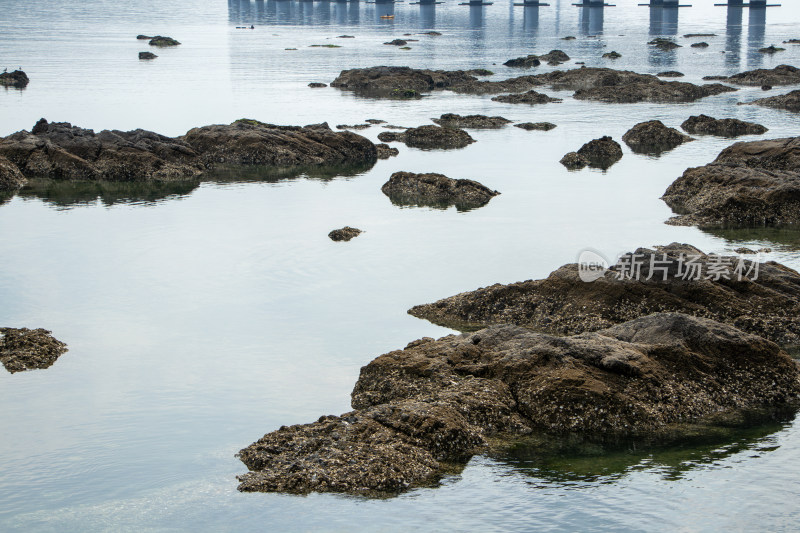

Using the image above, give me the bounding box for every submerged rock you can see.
[0,155,26,191]
[722,65,800,86]
[622,120,693,155]
[138,52,157,60]
[377,125,475,150]
[376,143,399,159]
[328,226,362,241]
[409,243,800,348]
[680,114,768,137]
[648,38,681,51]
[0,327,68,373]
[657,71,684,78]
[237,312,800,496]
[504,50,570,68]
[491,90,561,105]
[567,136,623,170]
[384,39,408,46]
[691,42,709,48]
[136,34,153,40]
[515,122,556,131]
[148,36,180,47]
[662,137,800,228]
[381,171,499,211]
[602,51,622,59]
[0,118,377,182]
[748,89,800,113]
[759,45,786,54]
[432,113,512,129]
[308,82,327,88]
[335,124,371,130]
[0,69,29,88]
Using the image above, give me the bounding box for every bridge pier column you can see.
[714,0,780,7]
[639,0,692,7]
[572,1,614,6]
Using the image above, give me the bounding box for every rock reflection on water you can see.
[492,412,796,488]
[11,162,373,209]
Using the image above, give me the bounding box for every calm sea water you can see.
[2,0,800,531]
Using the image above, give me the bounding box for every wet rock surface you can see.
[662,136,800,228]
[409,243,800,348]
[680,114,768,137]
[330,66,735,103]
[381,171,499,211]
[515,122,556,131]
[237,311,800,496]
[759,45,786,54]
[648,38,681,51]
[148,36,180,47]
[573,136,623,169]
[560,152,589,170]
[377,125,475,150]
[0,118,378,182]
[602,51,622,59]
[0,327,68,373]
[721,65,800,86]
[308,82,327,88]
[691,42,709,48]
[504,50,570,68]
[622,120,693,155]
[0,155,26,190]
[491,90,562,105]
[432,113,512,129]
[657,71,684,78]
[0,69,30,88]
[138,52,157,60]
[328,226,362,241]
[749,89,800,113]
[376,143,399,159]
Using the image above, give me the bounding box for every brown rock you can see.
[328,226,362,241]
[622,120,693,154]
[680,114,768,137]
[0,327,68,373]
[491,90,562,105]
[662,137,800,227]
[432,113,512,129]
[377,125,475,150]
[381,171,499,211]
[237,311,800,496]
[409,243,800,348]
[748,89,800,113]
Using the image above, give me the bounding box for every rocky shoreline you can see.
[0,327,68,373]
[0,118,379,190]
[237,312,800,496]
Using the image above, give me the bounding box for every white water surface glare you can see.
[2,0,800,531]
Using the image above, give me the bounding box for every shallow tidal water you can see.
[2,0,800,531]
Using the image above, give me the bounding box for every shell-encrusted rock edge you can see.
[0,327,68,373]
[0,118,378,183]
[662,136,800,228]
[237,312,800,496]
[409,243,800,349]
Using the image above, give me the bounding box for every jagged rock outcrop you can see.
[409,243,800,348]
[330,66,736,103]
[649,38,681,51]
[749,90,800,113]
[377,125,475,150]
[380,171,499,211]
[0,328,68,373]
[622,120,693,154]
[0,119,378,182]
[432,114,512,129]
[680,114,768,137]
[0,155,26,190]
[237,311,800,496]
[662,137,800,228]
[721,65,800,86]
[376,143,399,159]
